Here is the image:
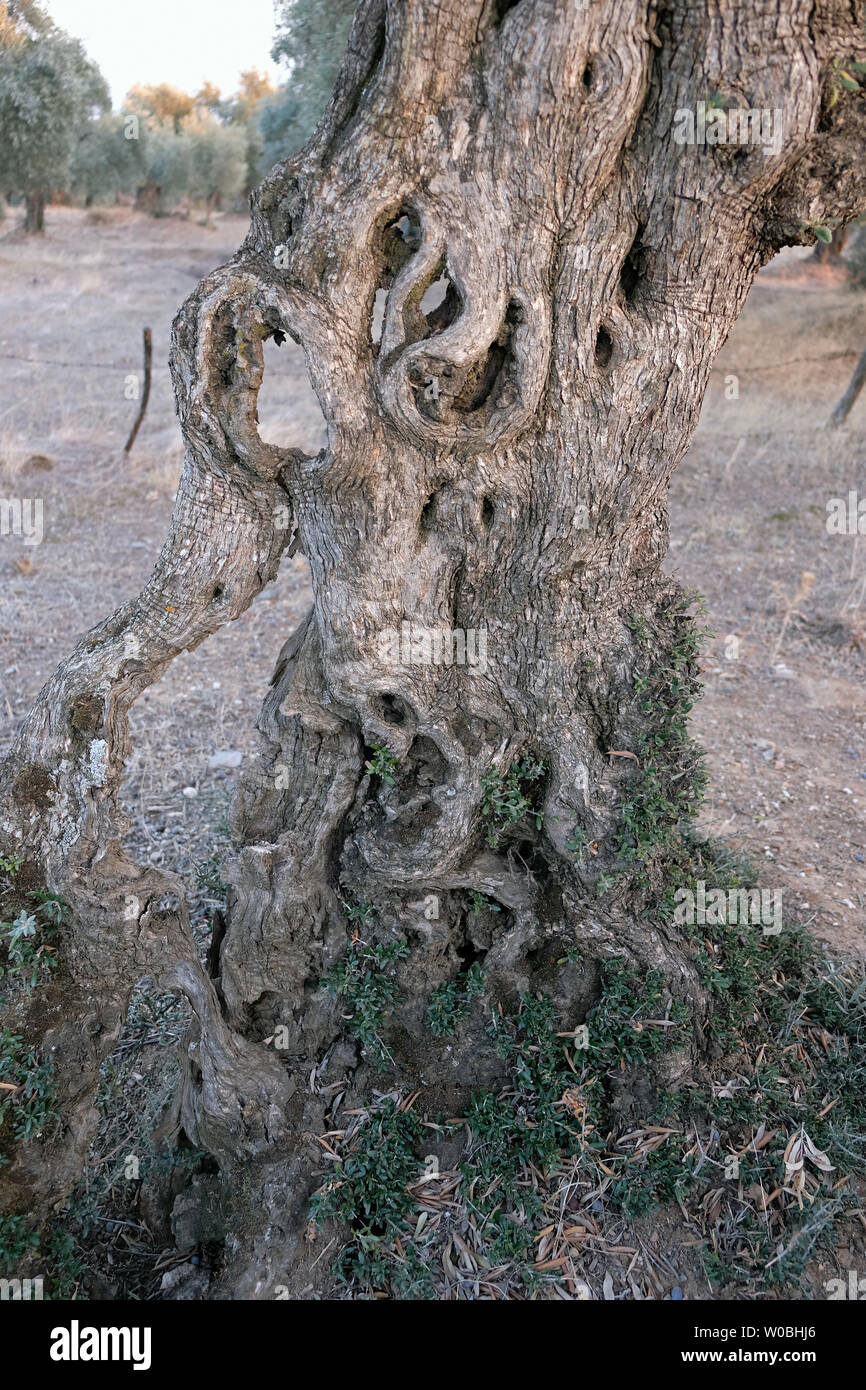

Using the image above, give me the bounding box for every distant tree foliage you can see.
[67,79,261,219]
[183,112,248,222]
[216,69,275,196]
[120,73,271,216]
[0,0,110,230]
[232,69,275,119]
[258,87,304,175]
[68,114,142,206]
[126,83,195,133]
[0,0,352,227]
[195,80,223,115]
[137,125,247,220]
[260,0,356,169]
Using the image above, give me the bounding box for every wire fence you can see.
[0,349,858,374]
[0,351,169,372]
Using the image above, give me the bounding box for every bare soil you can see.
[675,249,866,955]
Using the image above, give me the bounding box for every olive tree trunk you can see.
[2,0,866,1295]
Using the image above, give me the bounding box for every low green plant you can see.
[425,962,485,1036]
[628,839,866,1276]
[609,1140,696,1217]
[480,755,547,849]
[310,1100,434,1295]
[193,854,226,897]
[312,831,866,1296]
[324,936,410,1064]
[565,824,589,855]
[0,862,65,991]
[0,1212,39,1273]
[460,994,607,1277]
[312,961,696,1293]
[588,957,689,1070]
[557,941,584,965]
[802,220,839,243]
[469,890,501,914]
[0,903,62,990]
[364,744,399,787]
[341,897,378,925]
[0,1028,55,1141]
[826,58,866,108]
[616,594,708,866]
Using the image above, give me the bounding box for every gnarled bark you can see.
[3,0,866,1294]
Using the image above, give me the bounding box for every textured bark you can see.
[3,0,866,1294]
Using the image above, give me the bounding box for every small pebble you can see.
[671,1286,683,1300]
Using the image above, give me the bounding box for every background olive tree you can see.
[0,0,110,230]
[259,0,356,169]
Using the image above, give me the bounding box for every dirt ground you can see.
[678,253,866,956]
[1,206,863,954]
[1,207,865,1301]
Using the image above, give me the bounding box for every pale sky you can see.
[44,0,283,108]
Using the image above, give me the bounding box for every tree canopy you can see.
[0,0,357,226]
[260,0,356,167]
[0,0,110,225]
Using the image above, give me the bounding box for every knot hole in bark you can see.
[371,691,414,728]
[370,207,426,355]
[252,172,305,247]
[202,285,325,473]
[417,482,495,542]
[619,221,647,303]
[491,0,522,25]
[406,297,524,423]
[358,732,450,851]
[374,207,545,445]
[595,324,614,370]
